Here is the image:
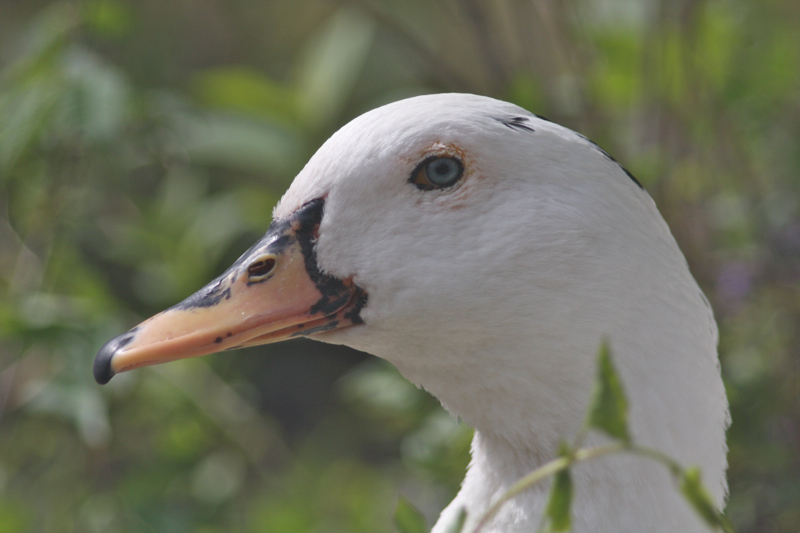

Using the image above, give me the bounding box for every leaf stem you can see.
[468,440,724,533]
[469,443,628,533]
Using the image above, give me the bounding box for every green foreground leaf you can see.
[680,468,734,533]
[446,507,467,533]
[394,495,429,533]
[586,340,631,443]
[544,452,573,531]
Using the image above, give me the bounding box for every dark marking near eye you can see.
[227,332,232,337]
[167,197,367,327]
[291,321,340,337]
[292,199,362,318]
[286,199,369,325]
[495,112,644,191]
[620,167,642,189]
[496,116,535,133]
[310,292,353,316]
[343,293,368,325]
[268,234,291,251]
[576,134,644,190]
[167,216,299,311]
[171,279,232,311]
[214,337,223,344]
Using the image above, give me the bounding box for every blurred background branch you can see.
[0,0,798,531]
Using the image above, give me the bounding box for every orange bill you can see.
[93,199,367,384]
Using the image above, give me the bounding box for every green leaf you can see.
[63,48,132,142]
[586,340,631,443]
[83,0,134,38]
[0,83,61,176]
[444,508,467,533]
[680,468,733,533]
[0,500,33,533]
[294,7,376,131]
[175,112,305,176]
[544,443,573,532]
[192,66,298,124]
[393,495,428,533]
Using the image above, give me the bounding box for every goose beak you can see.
[93,199,366,385]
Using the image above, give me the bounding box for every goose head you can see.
[94,93,728,533]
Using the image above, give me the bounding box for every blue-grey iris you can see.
[424,157,463,187]
[409,154,465,190]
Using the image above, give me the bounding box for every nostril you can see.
[247,256,277,282]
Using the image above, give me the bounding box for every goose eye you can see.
[247,255,277,283]
[411,156,464,190]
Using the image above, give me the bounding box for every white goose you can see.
[94,94,729,533]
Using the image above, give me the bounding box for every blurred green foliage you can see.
[0,0,798,532]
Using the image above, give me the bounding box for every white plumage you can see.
[277,94,729,532]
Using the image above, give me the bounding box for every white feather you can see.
[275,93,728,533]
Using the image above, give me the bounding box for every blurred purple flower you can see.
[716,262,753,314]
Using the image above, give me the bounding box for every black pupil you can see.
[426,157,460,186]
[248,258,275,277]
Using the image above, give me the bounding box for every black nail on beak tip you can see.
[93,330,136,385]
